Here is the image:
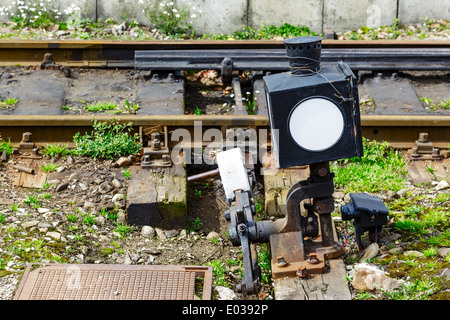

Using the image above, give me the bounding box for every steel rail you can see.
[1,114,449,149]
[135,48,450,71]
[0,39,449,68]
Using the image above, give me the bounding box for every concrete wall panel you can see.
[323,0,397,31]
[189,0,247,35]
[398,0,450,24]
[248,0,323,33]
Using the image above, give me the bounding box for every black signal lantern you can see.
[264,36,363,168]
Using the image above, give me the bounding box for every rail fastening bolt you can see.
[297,266,308,278]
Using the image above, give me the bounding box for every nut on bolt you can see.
[307,253,320,264]
[276,256,288,267]
[297,266,308,278]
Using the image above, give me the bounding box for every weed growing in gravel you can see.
[382,279,437,300]
[83,102,120,113]
[187,217,202,233]
[73,120,142,160]
[121,168,131,179]
[420,96,450,111]
[82,212,96,226]
[41,163,59,172]
[41,143,71,158]
[0,135,14,155]
[66,213,78,223]
[114,222,134,238]
[394,207,449,235]
[331,137,407,193]
[207,259,229,288]
[23,195,41,209]
[257,244,272,285]
[0,97,18,109]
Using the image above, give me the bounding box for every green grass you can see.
[0,135,14,155]
[73,120,142,160]
[394,207,449,235]
[41,163,60,173]
[40,143,71,157]
[83,102,119,113]
[23,195,41,209]
[207,259,230,288]
[203,23,317,40]
[113,222,135,238]
[331,138,407,193]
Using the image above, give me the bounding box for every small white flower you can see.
[255,90,260,94]
[190,13,196,18]
[175,13,180,18]
[172,8,177,13]
[230,94,235,98]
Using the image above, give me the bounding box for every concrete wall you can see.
[398,0,450,24]
[0,0,449,34]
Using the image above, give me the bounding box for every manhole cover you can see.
[14,264,212,300]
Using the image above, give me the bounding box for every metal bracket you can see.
[410,132,441,160]
[140,126,172,168]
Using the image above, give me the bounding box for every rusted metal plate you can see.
[14,264,212,300]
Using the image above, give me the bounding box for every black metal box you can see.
[263,37,363,168]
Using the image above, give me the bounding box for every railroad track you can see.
[0,39,449,150]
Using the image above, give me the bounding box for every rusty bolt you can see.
[22,132,32,142]
[307,253,320,264]
[276,256,288,267]
[418,132,429,143]
[297,266,308,278]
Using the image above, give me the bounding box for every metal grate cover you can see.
[14,264,212,300]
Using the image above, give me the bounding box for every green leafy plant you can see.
[144,0,196,37]
[41,163,60,173]
[207,259,229,287]
[114,222,134,238]
[23,195,41,209]
[0,97,18,109]
[41,143,71,157]
[122,168,131,179]
[73,120,142,160]
[83,102,120,113]
[124,99,139,114]
[66,213,78,223]
[243,91,258,115]
[0,135,14,155]
[193,106,203,115]
[82,212,96,225]
[187,217,202,233]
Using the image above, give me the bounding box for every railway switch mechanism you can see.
[217,36,389,295]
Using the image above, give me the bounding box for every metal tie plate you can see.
[14,264,212,300]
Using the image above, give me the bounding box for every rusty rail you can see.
[0,114,449,149]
